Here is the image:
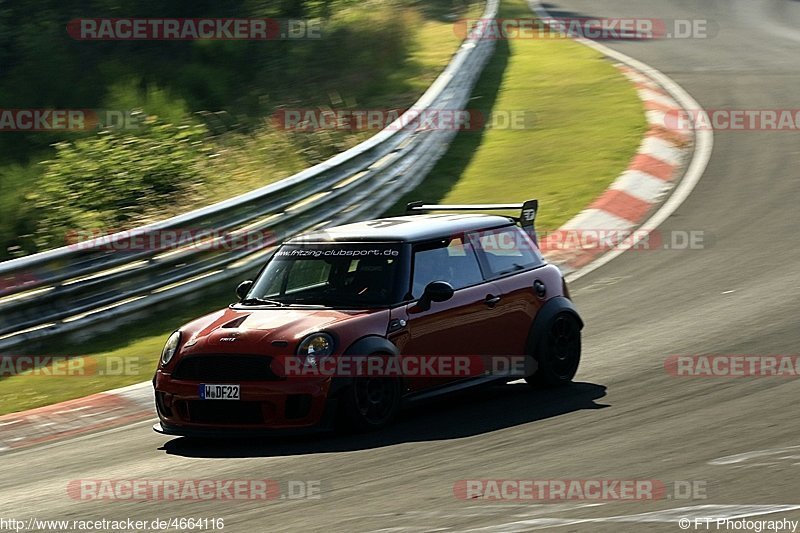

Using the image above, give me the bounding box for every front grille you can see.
[186,400,264,425]
[172,355,279,381]
[285,394,312,419]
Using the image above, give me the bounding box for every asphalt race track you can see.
[2,1,800,531]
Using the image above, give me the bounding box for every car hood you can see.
[179,306,383,352]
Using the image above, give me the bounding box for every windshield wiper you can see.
[240,297,285,307]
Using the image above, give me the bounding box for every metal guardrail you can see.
[0,0,498,350]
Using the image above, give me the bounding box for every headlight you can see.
[161,331,181,366]
[297,333,335,366]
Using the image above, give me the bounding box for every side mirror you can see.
[417,280,454,311]
[236,280,253,301]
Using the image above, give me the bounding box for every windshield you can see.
[245,243,405,308]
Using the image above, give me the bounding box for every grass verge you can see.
[389,0,647,231]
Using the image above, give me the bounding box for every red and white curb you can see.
[0,382,152,452]
[543,63,695,273]
[531,0,713,282]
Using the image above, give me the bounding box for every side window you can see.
[411,237,483,298]
[470,226,542,278]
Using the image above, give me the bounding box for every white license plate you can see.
[199,384,240,400]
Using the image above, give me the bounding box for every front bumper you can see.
[153,370,340,435]
[153,403,338,438]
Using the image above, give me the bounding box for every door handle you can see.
[484,294,501,307]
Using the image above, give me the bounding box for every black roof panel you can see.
[287,214,515,243]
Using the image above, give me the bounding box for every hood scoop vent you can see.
[221,315,250,329]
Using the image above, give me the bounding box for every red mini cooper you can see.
[153,200,583,436]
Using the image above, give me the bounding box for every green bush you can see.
[0,164,42,258]
[28,117,210,251]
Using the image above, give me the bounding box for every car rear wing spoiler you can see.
[406,199,539,245]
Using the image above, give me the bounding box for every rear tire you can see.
[525,312,582,387]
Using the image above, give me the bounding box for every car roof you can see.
[287,214,516,243]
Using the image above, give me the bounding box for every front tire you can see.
[338,359,401,431]
[526,312,582,387]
